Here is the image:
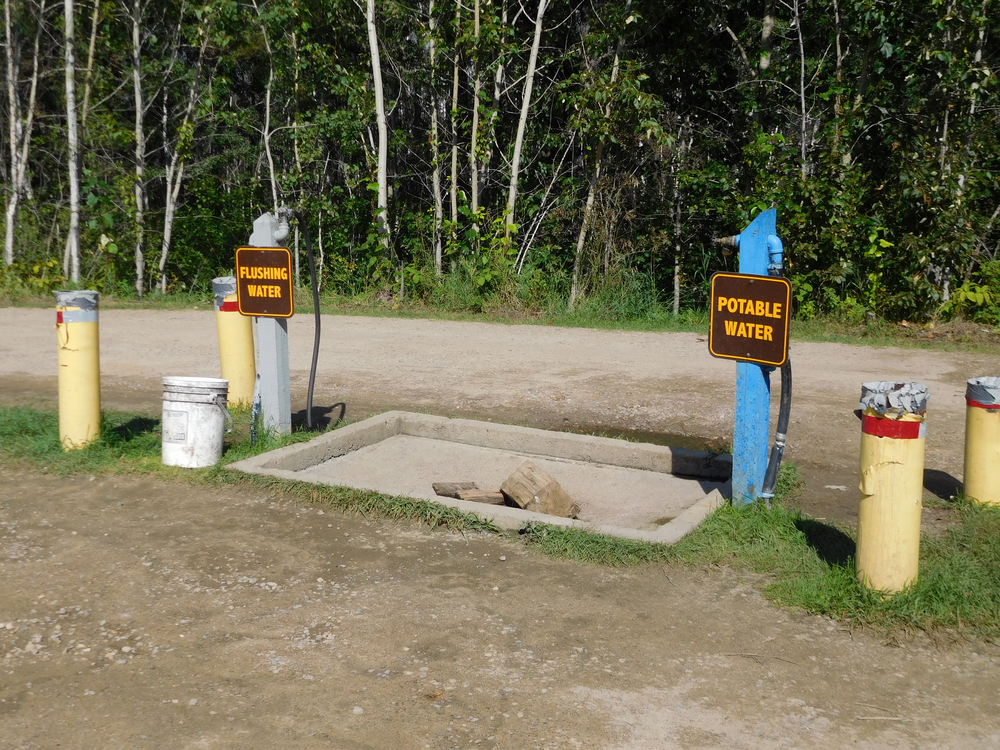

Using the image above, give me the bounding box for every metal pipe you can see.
[759,360,791,503]
[300,215,322,430]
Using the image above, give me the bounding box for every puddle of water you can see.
[566,425,730,455]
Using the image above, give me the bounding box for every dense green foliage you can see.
[1,0,998,320]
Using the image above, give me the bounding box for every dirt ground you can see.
[3,469,999,750]
[2,307,1000,748]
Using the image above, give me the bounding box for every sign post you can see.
[241,212,294,436]
[731,209,777,503]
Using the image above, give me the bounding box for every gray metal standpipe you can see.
[249,210,293,437]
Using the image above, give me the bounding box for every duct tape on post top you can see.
[212,276,238,311]
[860,381,929,419]
[55,290,99,324]
[967,376,1000,409]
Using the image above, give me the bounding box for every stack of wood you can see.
[433,460,579,519]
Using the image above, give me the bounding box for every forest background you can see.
[1,0,998,323]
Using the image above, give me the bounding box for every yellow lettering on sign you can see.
[764,326,773,341]
[718,296,728,312]
[724,320,737,335]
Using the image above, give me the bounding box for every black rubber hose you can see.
[302,217,321,430]
[760,360,792,501]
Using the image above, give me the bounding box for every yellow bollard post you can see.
[55,290,101,450]
[856,381,928,594]
[212,276,255,406]
[963,377,1000,506]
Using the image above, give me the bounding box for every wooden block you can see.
[433,482,478,498]
[456,489,506,505]
[500,460,580,518]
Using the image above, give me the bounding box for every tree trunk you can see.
[4,0,42,266]
[252,0,279,213]
[482,0,506,188]
[568,140,604,310]
[157,19,210,293]
[504,0,547,242]
[568,1,626,309]
[131,0,146,297]
[469,0,481,240]
[449,0,461,229]
[754,0,776,126]
[365,0,391,255]
[672,125,689,317]
[794,0,807,179]
[63,0,81,283]
[80,0,99,129]
[428,0,443,276]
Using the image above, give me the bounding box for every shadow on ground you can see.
[292,402,346,431]
[795,519,855,566]
[924,468,962,501]
[109,416,160,441]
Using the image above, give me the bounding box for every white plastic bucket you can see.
[161,376,231,468]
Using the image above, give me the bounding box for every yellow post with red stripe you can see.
[213,276,255,406]
[55,290,101,450]
[963,377,1000,506]
[856,382,928,594]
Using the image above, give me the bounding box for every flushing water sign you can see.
[709,272,791,367]
[235,246,294,318]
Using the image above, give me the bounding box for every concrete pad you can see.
[229,412,733,544]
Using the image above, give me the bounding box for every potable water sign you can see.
[708,272,791,367]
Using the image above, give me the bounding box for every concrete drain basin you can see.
[229,411,732,544]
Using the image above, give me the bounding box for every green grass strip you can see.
[2,404,1000,637]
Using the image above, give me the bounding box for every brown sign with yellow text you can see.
[709,272,791,367]
[235,247,294,318]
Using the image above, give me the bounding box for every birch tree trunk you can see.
[157,19,210,293]
[567,140,604,309]
[4,0,42,266]
[568,2,626,309]
[252,0,279,213]
[365,0,391,255]
[469,0,481,240]
[672,125,689,316]
[79,0,98,129]
[449,0,461,228]
[131,0,146,297]
[63,0,81,283]
[794,0,807,179]
[754,0,776,126]
[428,0,444,275]
[503,0,547,242]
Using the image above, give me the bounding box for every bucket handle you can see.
[215,394,234,433]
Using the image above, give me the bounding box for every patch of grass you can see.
[208,469,501,534]
[766,500,1000,636]
[516,524,675,566]
[0,406,164,475]
[2,404,1000,637]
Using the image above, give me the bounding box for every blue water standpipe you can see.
[715,231,793,505]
